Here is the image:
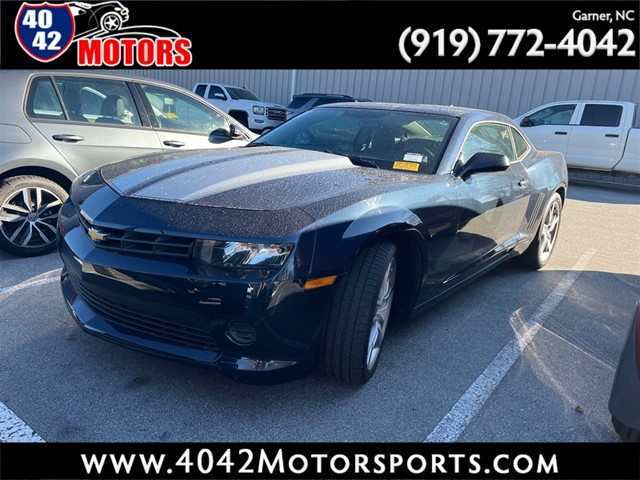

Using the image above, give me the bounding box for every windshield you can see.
[252,106,458,174]
[226,87,261,101]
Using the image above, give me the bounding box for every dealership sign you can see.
[14,1,193,66]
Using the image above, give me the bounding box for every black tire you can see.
[229,111,249,128]
[318,241,397,385]
[519,192,563,270]
[0,175,68,257]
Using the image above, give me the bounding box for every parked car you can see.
[193,83,286,133]
[0,70,256,257]
[514,100,639,174]
[609,301,640,442]
[286,93,372,120]
[58,103,567,385]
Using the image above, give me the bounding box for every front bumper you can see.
[58,199,333,384]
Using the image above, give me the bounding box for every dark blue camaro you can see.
[58,104,568,384]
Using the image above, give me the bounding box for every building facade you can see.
[111,69,639,119]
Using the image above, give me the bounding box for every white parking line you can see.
[0,401,44,442]
[425,248,597,442]
[0,269,61,296]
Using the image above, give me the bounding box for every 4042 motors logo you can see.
[15,1,192,66]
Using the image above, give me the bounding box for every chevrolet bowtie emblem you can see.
[87,227,107,242]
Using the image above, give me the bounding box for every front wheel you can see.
[0,175,68,257]
[317,241,397,385]
[519,192,563,269]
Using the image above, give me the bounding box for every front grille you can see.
[266,107,286,121]
[79,213,195,258]
[71,277,218,351]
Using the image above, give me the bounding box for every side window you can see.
[26,77,64,120]
[580,104,623,127]
[55,77,141,125]
[525,104,576,126]
[207,86,226,100]
[460,123,515,163]
[511,128,531,160]
[193,84,207,97]
[141,85,227,135]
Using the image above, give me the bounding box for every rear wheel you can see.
[318,241,397,385]
[519,192,562,270]
[0,175,68,257]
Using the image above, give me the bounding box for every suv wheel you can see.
[0,176,68,257]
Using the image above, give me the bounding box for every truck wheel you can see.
[317,241,397,385]
[0,175,68,257]
[229,111,249,128]
[519,192,562,270]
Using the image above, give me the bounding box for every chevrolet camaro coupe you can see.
[58,103,568,385]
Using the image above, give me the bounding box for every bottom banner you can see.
[1,442,638,479]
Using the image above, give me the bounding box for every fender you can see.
[309,205,428,280]
[0,156,77,184]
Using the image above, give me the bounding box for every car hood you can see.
[101,146,426,213]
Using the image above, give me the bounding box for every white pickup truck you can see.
[193,83,286,133]
[515,100,639,174]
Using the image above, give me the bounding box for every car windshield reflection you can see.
[250,106,458,175]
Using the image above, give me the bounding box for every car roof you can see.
[0,70,186,91]
[317,101,514,123]
[294,93,355,99]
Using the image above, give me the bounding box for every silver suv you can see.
[0,71,255,257]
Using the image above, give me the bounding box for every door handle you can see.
[518,178,529,188]
[163,140,185,147]
[554,131,568,136]
[52,134,84,143]
[605,134,619,138]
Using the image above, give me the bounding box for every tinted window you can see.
[194,84,206,97]
[580,104,623,127]
[142,84,227,135]
[461,123,515,163]
[254,107,458,175]
[315,97,351,106]
[226,87,261,101]
[525,104,576,126]
[55,77,141,126]
[511,128,530,160]
[27,77,64,120]
[287,97,311,109]
[207,85,226,100]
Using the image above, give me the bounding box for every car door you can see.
[26,75,162,176]
[452,122,531,272]
[566,103,627,169]
[136,83,250,150]
[518,102,578,156]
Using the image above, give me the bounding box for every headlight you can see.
[194,240,292,268]
[252,106,265,115]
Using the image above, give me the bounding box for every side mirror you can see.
[230,123,244,139]
[208,127,232,144]
[213,93,226,100]
[454,152,509,179]
[520,116,533,127]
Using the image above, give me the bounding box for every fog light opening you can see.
[226,321,257,346]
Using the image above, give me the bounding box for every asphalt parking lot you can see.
[1,184,639,443]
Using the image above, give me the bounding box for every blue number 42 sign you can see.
[15,2,75,62]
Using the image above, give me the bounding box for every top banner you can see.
[1,0,639,69]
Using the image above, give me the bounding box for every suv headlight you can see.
[194,240,292,268]
[253,106,265,115]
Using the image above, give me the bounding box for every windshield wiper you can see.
[246,141,275,147]
[347,155,380,169]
